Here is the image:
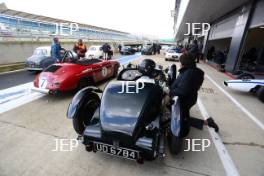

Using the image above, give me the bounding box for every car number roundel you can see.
[102,67,108,77]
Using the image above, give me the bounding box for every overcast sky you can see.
[1,0,175,39]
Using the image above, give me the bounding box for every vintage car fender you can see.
[224,79,264,92]
[67,86,102,119]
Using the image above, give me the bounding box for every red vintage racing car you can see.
[33,51,119,94]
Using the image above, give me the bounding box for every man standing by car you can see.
[156,44,161,54]
[51,37,64,62]
[197,41,203,63]
[188,40,199,62]
[118,44,122,54]
[163,53,219,137]
[102,43,111,59]
[73,39,87,59]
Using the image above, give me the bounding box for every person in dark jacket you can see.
[156,44,161,54]
[207,46,215,61]
[213,50,226,71]
[102,43,111,59]
[118,44,122,53]
[197,41,203,63]
[164,53,219,137]
[188,40,199,60]
[152,43,157,55]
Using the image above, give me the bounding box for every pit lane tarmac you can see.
[0,55,263,176]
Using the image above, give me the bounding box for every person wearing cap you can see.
[51,37,64,62]
[73,39,87,59]
[163,53,219,137]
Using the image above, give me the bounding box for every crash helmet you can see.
[138,59,156,76]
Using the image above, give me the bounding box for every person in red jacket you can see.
[73,39,87,59]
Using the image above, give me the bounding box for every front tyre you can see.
[168,133,183,155]
[257,86,264,103]
[72,93,100,135]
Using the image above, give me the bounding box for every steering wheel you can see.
[117,68,142,81]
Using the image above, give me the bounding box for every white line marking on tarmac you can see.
[0,69,26,75]
[197,97,240,176]
[205,74,264,130]
[0,82,44,114]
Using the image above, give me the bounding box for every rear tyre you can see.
[72,93,100,135]
[257,86,264,103]
[168,134,183,155]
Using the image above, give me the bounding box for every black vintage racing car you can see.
[141,45,153,55]
[67,59,181,163]
[120,46,136,55]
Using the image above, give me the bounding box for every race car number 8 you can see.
[102,67,107,77]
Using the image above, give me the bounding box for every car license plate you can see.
[94,142,139,160]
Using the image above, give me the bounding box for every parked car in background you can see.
[141,45,153,55]
[25,46,54,72]
[120,46,136,55]
[86,45,103,59]
[165,49,182,61]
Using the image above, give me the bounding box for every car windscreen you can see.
[33,49,47,56]
[44,65,62,72]
[168,50,176,53]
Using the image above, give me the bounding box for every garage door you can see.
[208,13,239,40]
[249,0,264,28]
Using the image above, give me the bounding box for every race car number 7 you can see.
[39,78,48,88]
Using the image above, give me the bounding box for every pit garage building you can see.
[173,0,264,74]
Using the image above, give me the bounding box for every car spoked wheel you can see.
[73,93,100,135]
[257,86,264,103]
